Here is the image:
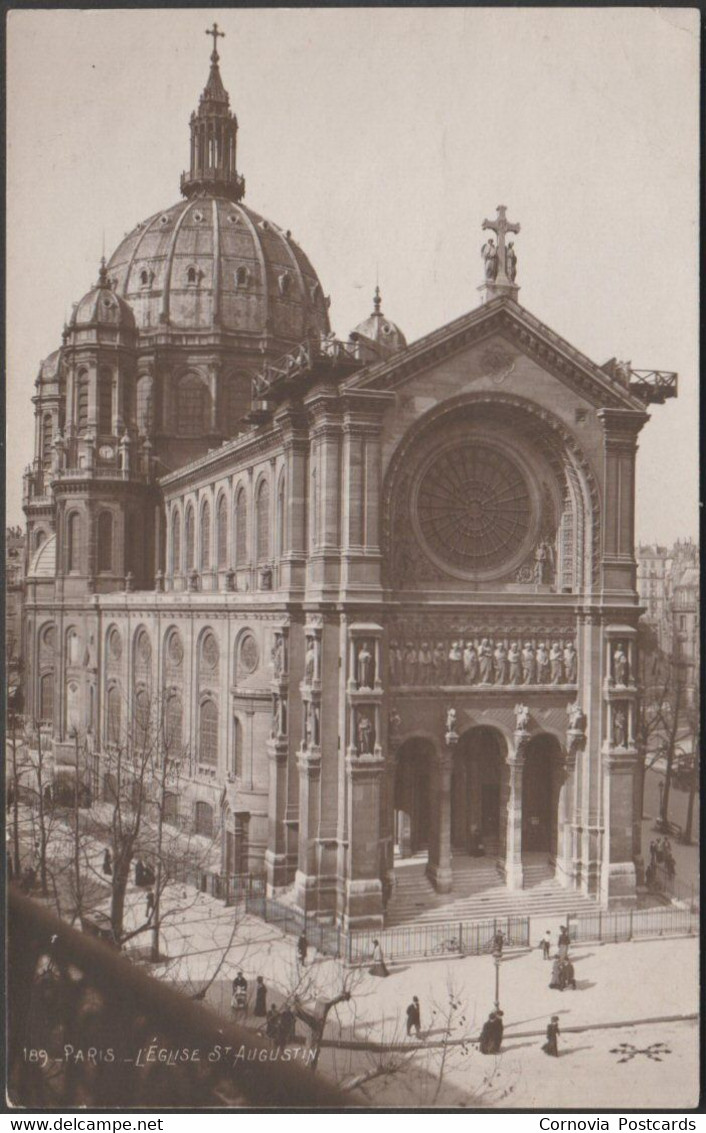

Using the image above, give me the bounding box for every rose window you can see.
[415,442,532,575]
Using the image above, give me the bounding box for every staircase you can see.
[385,852,597,927]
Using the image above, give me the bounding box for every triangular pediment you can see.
[341,297,646,411]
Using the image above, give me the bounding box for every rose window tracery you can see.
[415,443,532,575]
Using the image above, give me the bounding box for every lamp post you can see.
[493,951,502,1012]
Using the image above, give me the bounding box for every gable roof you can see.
[340,296,647,411]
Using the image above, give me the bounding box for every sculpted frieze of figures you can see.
[389,629,577,687]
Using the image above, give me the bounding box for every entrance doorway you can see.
[452,727,507,858]
[522,734,561,857]
[394,738,433,858]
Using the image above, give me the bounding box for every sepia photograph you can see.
[4,6,700,1115]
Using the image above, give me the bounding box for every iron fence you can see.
[346,914,530,964]
[568,904,698,944]
[7,888,345,1109]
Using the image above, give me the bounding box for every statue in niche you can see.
[549,642,563,685]
[521,642,536,685]
[433,642,447,682]
[448,641,464,684]
[567,701,585,732]
[481,237,499,281]
[305,638,316,683]
[479,638,494,684]
[463,641,479,684]
[446,707,458,736]
[514,703,530,733]
[271,695,280,739]
[508,642,521,685]
[536,642,550,684]
[311,703,320,746]
[494,640,508,685]
[506,241,518,283]
[534,540,553,585]
[389,708,402,736]
[613,707,627,749]
[419,642,433,686]
[357,641,374,689]
[564,641,577,683]
[613,644,629,687]
[403,642,418,685]
[357,712,374,755]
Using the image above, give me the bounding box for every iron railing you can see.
[8,889,345,1109]
[567,904,698,944]
[628,369,678,404]
[252,335,362,398]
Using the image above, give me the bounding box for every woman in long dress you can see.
[542,1016,560,1057]
[369,938,389,977]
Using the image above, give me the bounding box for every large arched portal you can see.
[452,727,508,860]
[394,737,434,859]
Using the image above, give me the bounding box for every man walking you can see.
[145,888,155,919]
[231,970,248,1014]
[406,996,422,1038]
[297,931,308,966]
[540,930,551,960]
[542,1016,560,1057]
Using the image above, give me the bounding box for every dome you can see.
[36,349,63,386]
[350,287,406,360]
[106,196,331,343]
[70,260,136,332]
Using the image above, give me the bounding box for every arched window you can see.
[171,510,181,574]
[107,686,122,745]
[200,501,211,571]
[34,529,46,552]
[66,512,80,573]
[77,379,89,432]
[233,716,244,778]
[234,486,247,567]
[276,472,286,558]
[98,373,113,434]
[165,694,183,754]
[185,506,195,571]
[199,699,218,766]
[136,376,153,434]
[187,266,197,284]
[217,494,228,568]
[42,414,53,469]
[97,511,113,573]
[256,479,270,563]
[177,374,209,437]
[39,672,54,722]
[195,800,214,838]
[134,688,150,748]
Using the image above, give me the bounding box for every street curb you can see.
[320,1013,698,1052]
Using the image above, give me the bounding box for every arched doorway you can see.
[394,737,433,858]
[522,734,562,859]
[452,727,508,859]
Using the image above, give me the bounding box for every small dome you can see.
[70,259,136,332]
[350,287,406,360]
[106,197,330,345]
[36,349,64,385]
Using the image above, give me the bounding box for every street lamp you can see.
[493,951,502,1012]
[658,778,664,821]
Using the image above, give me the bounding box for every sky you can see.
[5,7,700,544]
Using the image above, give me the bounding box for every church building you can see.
[22,30,676,927]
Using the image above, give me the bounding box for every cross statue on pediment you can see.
[481,205,520,285]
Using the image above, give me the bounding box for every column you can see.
[344,749,385,929]
[598,409,648,597]
[504,737,526,890]
[265,737,289,891]
[294,748,322,916]
[427,747,453,893]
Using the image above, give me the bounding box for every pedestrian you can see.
[102,848,112,876]
[557,925,570,960]
[563,958,577,990]
[655,838,664,865]
[231,970,248,1013]
[265,1004,279,1040]
[649,840,657,867]
[490,1009,504,1052]
[135,858,144,886]
[254,975,267,1017]
[540,930,551,960]
[369,937,389,977]
[297,931,308,966]
[542,1016,560,1057]
[493,929,504,955]
[549,957,563,990]
[479,1011,499,1054]
[406,996,422,1038]
[145,888,155,919]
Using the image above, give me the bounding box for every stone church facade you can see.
[22,34,674,927]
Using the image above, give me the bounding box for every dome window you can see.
[227,213,240,224]
[235,266,250,288]
[260,220,270,231]
[382,323,392,335]
[277,271,292,297]
[159,214,170,226]
[186,266,201,286]
[139,269,154,289]
[193,210,204,223]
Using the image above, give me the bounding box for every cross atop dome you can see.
[478,205,521,305]
[206,21,225,63]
